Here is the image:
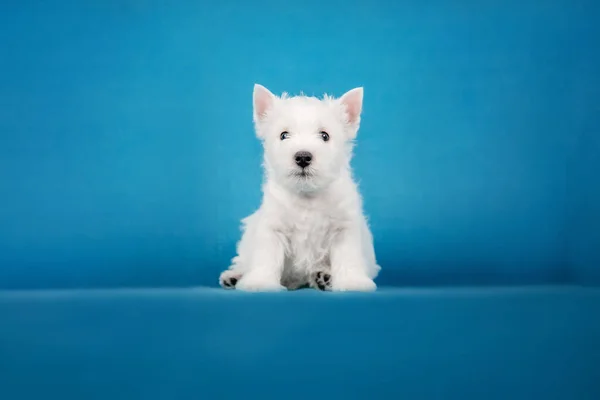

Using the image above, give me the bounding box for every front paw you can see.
[235,272,286,292]
[331,274,376,292]
[219,270,241,289]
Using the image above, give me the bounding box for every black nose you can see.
[294,151,312,168]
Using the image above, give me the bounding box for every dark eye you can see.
[320,131,330,142]
[280,131,290,140]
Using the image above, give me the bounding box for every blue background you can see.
[1,2,600,400]
[0,0,598,288]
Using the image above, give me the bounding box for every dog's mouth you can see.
[290,169,314,179]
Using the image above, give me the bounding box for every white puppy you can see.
[219,84,380,292]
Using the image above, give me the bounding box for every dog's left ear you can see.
[339,87,363,126]
[253,84,276,123]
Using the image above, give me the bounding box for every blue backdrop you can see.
[1,2,600,400]
[0,0,598,289]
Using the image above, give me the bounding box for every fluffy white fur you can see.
[219,84,381,292]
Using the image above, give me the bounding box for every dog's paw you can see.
[331,274,376,292]
[219,270,242,290]
[235,272,286,292]
[310,271,332,291]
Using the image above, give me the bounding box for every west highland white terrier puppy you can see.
[219,84,381,292]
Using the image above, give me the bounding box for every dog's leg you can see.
[235,224,287,292]
[329,226,377,292]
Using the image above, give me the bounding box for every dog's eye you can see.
[320,131,330,142]
[280,131,290,140]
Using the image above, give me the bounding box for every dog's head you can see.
[252,84,363,194]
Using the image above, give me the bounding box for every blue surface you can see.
[1,287,600,400]
[0,1,599,399]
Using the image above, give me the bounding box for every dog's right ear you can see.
[253,84,276,123]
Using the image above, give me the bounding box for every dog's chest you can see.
[284,207,340,268]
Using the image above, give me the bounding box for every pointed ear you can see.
[253,84,275,122]
[339,87,363,125]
